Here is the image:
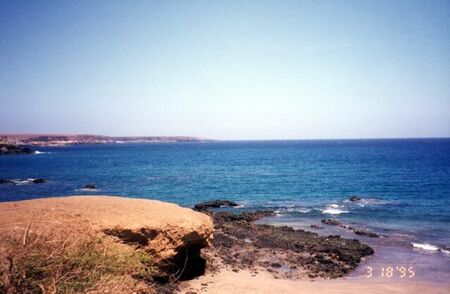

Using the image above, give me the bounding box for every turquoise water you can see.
[1,139,449,282]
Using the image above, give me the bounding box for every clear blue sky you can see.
[1,0,449,140]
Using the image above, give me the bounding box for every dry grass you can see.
[0,221,161,294]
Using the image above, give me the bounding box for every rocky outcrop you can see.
[349,196,362,202]
[201,208,374,279]
[354,230,379,238]
[321,218,380,238]
[31,178,46,184]
[0,196,214,281]
[194,200,239,211]
[0,178,46,185]
[0,144,33,155]
[0,179,14,185]
[321,219,343,226]
[83,184,97,190]
[212,210,274,222]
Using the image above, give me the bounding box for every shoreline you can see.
[188,203,449,293]
[259,216,450,285]
[0,134,211,147]
[181,268,449,294]
[0,195,449,293]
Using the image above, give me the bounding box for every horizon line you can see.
[1,133,449,141]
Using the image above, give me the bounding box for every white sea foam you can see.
[77,188,100,192]
[322,203,348,215]
[322,208,349,215]
[11,178,35,185]
[441,248,450,255]
[412,242,439,251]
[34,150,52,154]
[274,207,313,215]
[412,243,450,255]
[344,197,392,207]
[274,210,284,216]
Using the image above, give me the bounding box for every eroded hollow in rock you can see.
[156,244,207,282]
[103,228,208,283]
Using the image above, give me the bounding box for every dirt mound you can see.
[0,195,213,293]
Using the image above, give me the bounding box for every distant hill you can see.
[0,134,211,146]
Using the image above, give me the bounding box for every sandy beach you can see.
[181,269,449,294]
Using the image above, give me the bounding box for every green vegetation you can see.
[1,235,159,293]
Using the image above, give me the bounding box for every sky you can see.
[0,0,449,140]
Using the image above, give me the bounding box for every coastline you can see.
[258,216,450,285]
[0,195,448,293]
[0,134,211,146]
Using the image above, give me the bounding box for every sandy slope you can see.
[0,195,211,230]
[0,195,213,260]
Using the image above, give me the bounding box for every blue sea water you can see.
[1,139,449,282]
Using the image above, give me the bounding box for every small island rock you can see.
[349,196,362,202]
[0,179,14,185]
[84,184,97,190]
[194,200,239,211]
[32,178,46,184]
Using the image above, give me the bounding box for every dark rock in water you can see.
[0,144,33,155]
[84,184,96,190]
[0,179,14,185]
[349,196,362,202]
[194,200,239,211]
[321,219,343,226]
[22,147,33,154]
[310,224,323,230]
[321,218,380,239]
[32,178,46,184]
[353,230,379,238]
[1,178,46,185]
[213,211,274,223]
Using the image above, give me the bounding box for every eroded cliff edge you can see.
[0,196,213,293]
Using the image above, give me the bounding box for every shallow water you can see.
[259,216,450,284]
[1,139,449,283]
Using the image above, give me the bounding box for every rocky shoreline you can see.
[196,200,374,280]
[0,144,33,155]
[0,196,376,293]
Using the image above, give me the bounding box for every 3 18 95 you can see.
[366,266,415,278]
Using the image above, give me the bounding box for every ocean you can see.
[1,139,449,283]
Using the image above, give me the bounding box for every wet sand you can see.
[258,216,450,284]
[181,269,449,294]
[185,204,450,293]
